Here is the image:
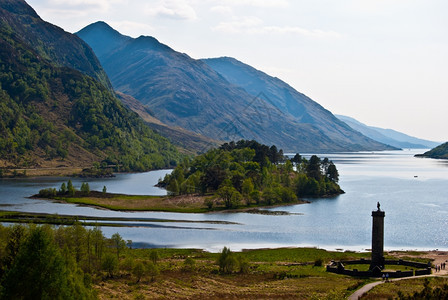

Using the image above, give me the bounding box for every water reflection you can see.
[1,150,448,252]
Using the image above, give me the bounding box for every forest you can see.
[0,22,181,171]
[160,140,343,209]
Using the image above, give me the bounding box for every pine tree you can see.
[67,180,75,196]
[59,182,67,194]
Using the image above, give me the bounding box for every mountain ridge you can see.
[202,56,396,152]
[336,115,439,149]
[77,22,394,153]
[0,1,112,90]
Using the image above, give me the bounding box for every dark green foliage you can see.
[81,182,90,195]
[149,250,159,265]
[237,255,250,274]
[133,261,145,282]
[111,233,126,261]
[416,142,448,159]
[0,226,95,299]
[59,182,67,194]
[217,247,238,274]
[67,180,75,196]
[38,188,58,198]
[145,261,159,281]
[0,5,181,170]
[162,140,343,208]
[291,153,302,166]
[102,253,118,278]
[183,257,196,272]
[204,198,214,210]
[306,155,321,180]
[326,162,339,183]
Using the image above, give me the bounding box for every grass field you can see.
[361,277,448,299]
[93,247,372,299]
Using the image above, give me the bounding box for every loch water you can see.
[1,149,448,252]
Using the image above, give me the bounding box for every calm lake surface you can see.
[1,149,448,252]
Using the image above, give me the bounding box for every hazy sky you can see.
[27,0,447,142]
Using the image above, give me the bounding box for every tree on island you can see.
[80,182,90,195]
[67,179,75,196]
[161,140,343,209]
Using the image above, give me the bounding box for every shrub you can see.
[149,249,159,265]
[145,261,159,281]
[217,246,238,274]
[204,198,214,210]
[132,261,145,283]
[183,257,196,272]
[38,188,57,197]
[238,255,250,274]
[102,253,118,278]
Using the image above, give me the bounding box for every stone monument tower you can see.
[370,202,385,270]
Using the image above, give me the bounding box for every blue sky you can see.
[27,0,448,142]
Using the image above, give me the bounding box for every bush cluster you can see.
[161,140,343,209]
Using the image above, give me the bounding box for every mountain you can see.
[202,57,396,152]
[116,92,221,154]
[0,0,180,171]
[336,115,439,149]
[415,142,448,159]
[77,22,394,153]
[0,0,111,90]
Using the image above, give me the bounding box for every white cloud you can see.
[47,0,113,11]
[210,5,233,15]
[219,0,289,8]
[146,0,197,20]
[262,26,342,38]
[213,17,342,39]
[213,16,262,34]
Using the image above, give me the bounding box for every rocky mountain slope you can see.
[116,92,220,154]
[77,22,393,153]
[203,57,395,152]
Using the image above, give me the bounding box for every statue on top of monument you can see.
[377,202,381,211]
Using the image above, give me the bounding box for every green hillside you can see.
[0,0,180,172]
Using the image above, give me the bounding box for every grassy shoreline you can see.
[32,190,309,213]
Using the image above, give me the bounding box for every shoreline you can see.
[31,191,311,213]
[1,210,446,258]
[1,209,446,254]
[0,167,175,178]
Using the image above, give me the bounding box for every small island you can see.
[35,140,343,213]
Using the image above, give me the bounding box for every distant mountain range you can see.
[0,0,180,170]
[77,22,394,153]
[336,115,439,149]
[415,142,448,159]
